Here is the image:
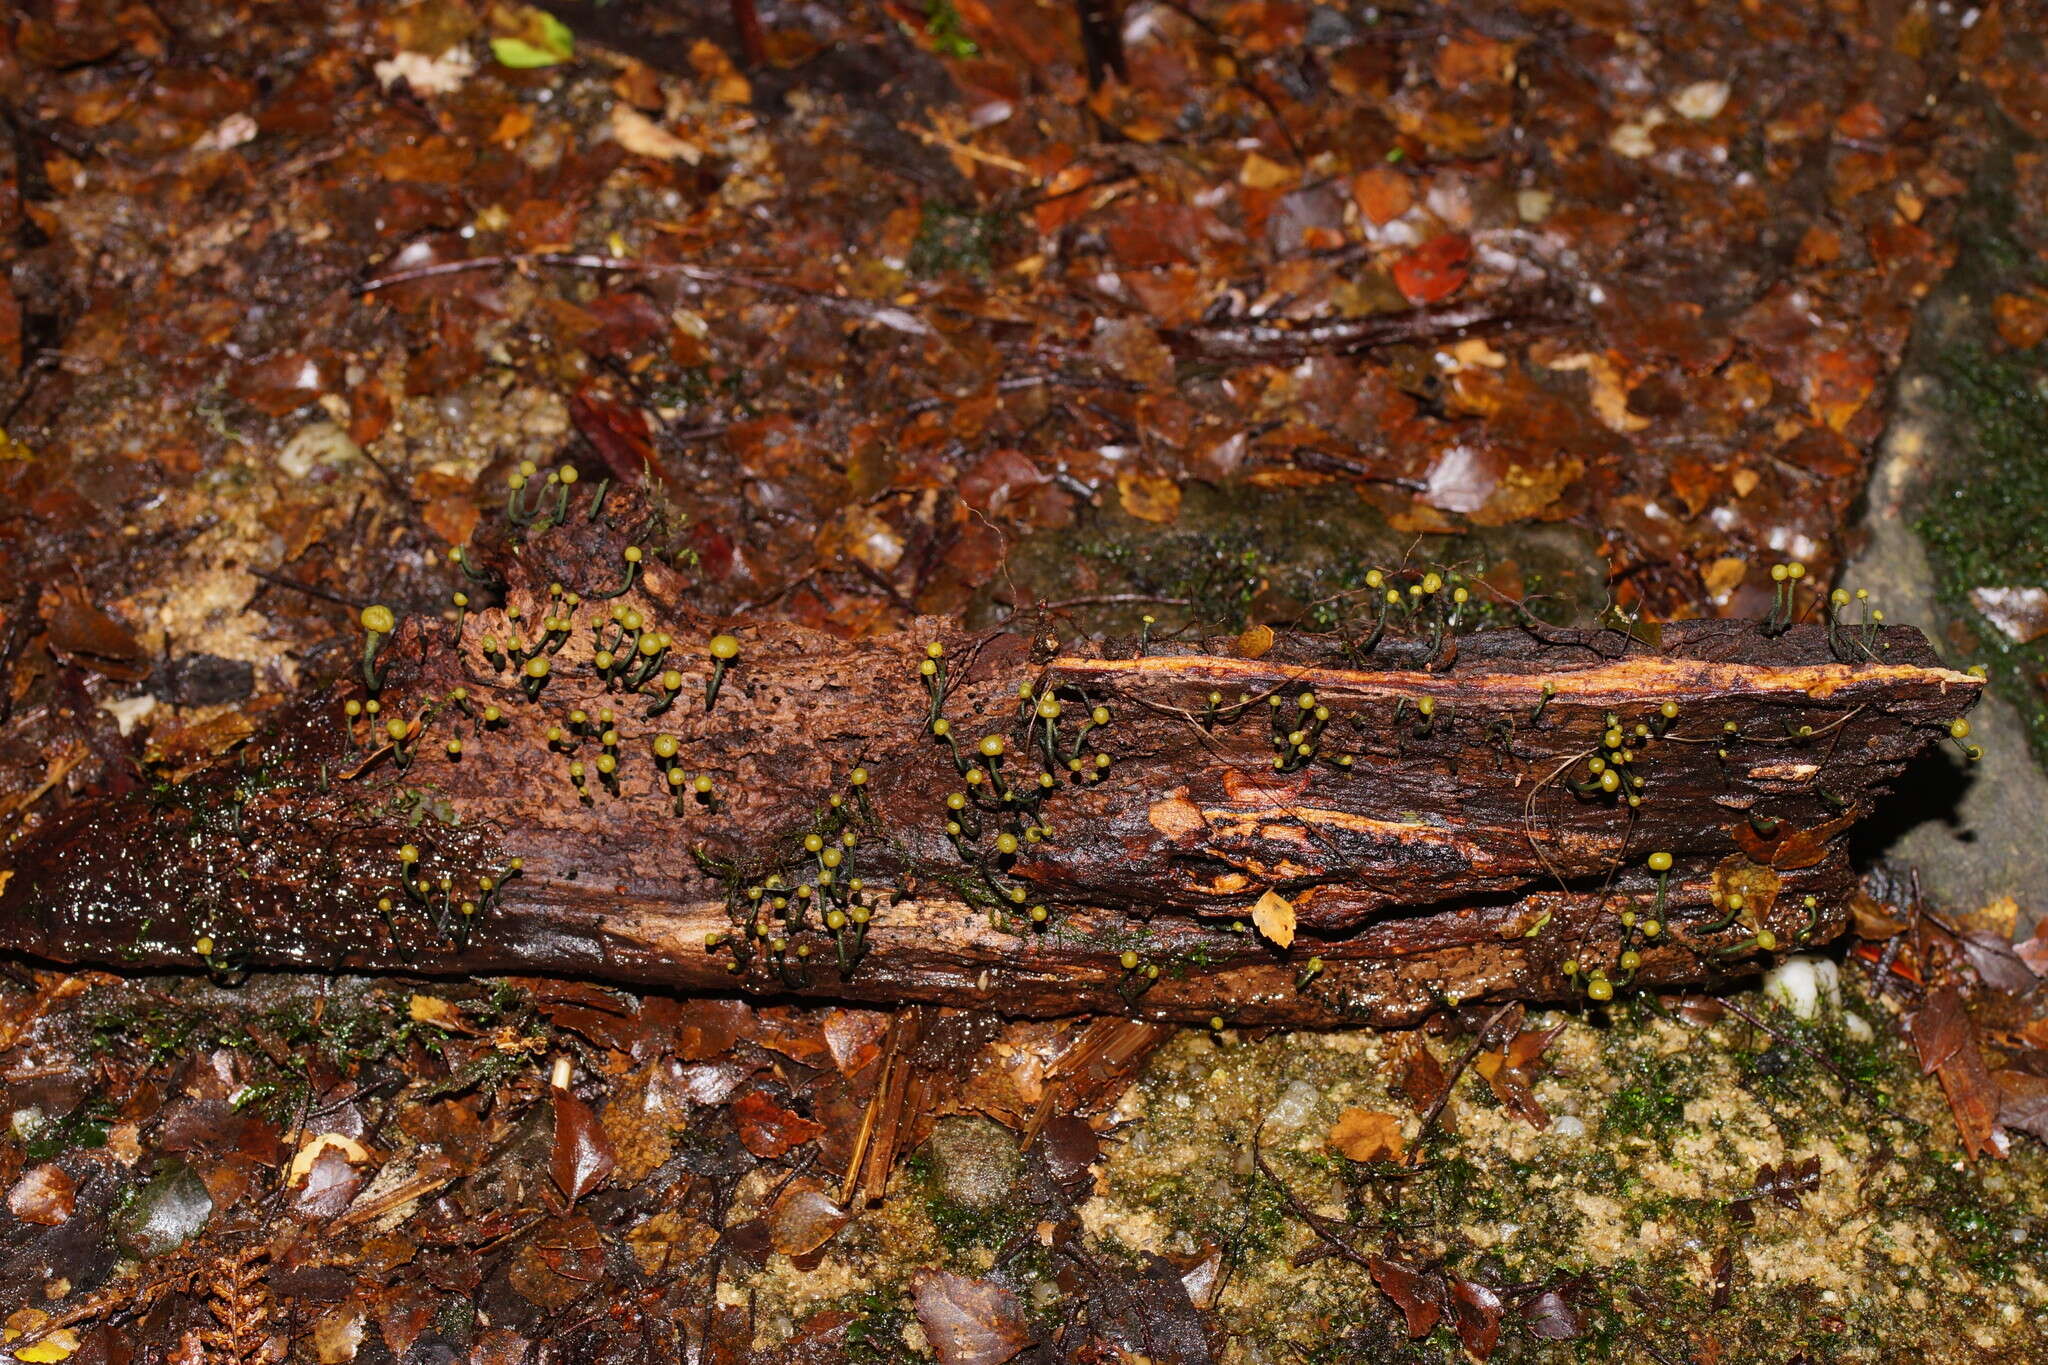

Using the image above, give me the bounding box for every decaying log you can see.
[0,487,1982,1025]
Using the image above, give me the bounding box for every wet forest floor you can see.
[2,0,2048,1360]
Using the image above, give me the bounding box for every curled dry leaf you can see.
[1250,888,1296,949]
[1849,890,1911,940]
[912,1269,1031,1365]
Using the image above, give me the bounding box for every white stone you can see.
[1763,956,1841,1020]
[276,422,362,479]
[373,47,477,96]
[1263,1079,1321,1132]
[1671,80,1732,121]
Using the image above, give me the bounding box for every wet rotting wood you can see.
[0,486,1982,1025]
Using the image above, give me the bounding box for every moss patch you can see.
[972,482,1608,637]
[1917,341,2048,764]
[1076,972,2048,1362]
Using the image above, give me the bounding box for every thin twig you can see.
[247,568,359,608]
[1714,998,1922,1128]
[1413,1002,1518,1151]
[1249,1120,1379,1272]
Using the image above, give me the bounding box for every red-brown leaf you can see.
[912,1269,1031,1365]
[730,1088,824,1159]
[294,1145,363,1218]
[1367,1256,1442,1338]
[550,1089,618,1203]
[7,1163,74,1225]
[1906,986,1971,1074]
[1908,987,2008,1159]
[1449,1278,1505,1358]
[1398,1034,1451,1131]
[768,1176,851,1256]
[43,586,148,678]
[1520,1286,1583,1340]
[1993,1070,2048,1144]
[821,1008,890,1075]
[568,387,655,484]
[1392,234,1472,305]
[1728,810,1856,869]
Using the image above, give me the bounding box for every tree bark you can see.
[0,489,1982,1025]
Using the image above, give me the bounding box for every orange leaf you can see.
[1116,470,1182,523]
[1328,1106,1404,1163]
[1728,810,1858,870]
[1351,165,1413,225]
[1234,623,1274,658]
[1250,889,1296,949]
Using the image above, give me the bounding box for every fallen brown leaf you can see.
[549,1088,617,1204]
[913,1269,1031,1365]
[1327,1106,1404,1163]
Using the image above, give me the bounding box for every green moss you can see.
[920,0,978,59]
[973,482,1605,637]
[1916,341,2048,764]
[18,1100,114,1162]
[85,998,241,1066]
[1600,1048,1698,1143]
[901,1150,1032,1255]
[909,202,1003,278]
[1904,1147,2045,1285]
[837,1289,921,1364]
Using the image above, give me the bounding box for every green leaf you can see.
[491,10,573,68]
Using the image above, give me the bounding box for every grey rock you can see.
[115,1161,212,1258]
[1849,287,2048,937]
[924,1116,1022,1210]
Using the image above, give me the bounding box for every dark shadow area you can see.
[1849,744,1978,870]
